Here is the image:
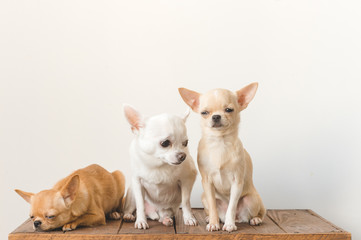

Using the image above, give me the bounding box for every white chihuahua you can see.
[122,105,198,229]
[179,83,266,232]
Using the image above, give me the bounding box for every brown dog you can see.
[15,164,125,231]
[179,83,265,232]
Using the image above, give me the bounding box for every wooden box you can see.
[9,209,351,240]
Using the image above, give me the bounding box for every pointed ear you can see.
[181,108,191,122]
[61,175,79,207]
[15,189,34,204]
[178,88,201,112]
[123,104,145,133]
[236,82,258,111]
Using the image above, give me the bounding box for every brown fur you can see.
[15,164,125,231]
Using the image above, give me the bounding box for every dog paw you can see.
[184,216,198,226]
[206,223,220,232]
[123,213,136,222]
[62,222,77,232]
[250,217,262,226]
[222,223,237,232]
[109,211,121,220]
[162,217,173,227]
[205,215,209,223]
[134,219,149,229]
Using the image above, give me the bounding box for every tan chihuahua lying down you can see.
[179,83,265,232]
[15,164,125,231]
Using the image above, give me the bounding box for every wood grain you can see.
[9,209,351,240]
[267,209,343,234]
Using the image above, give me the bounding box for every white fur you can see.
[123,105,198,229]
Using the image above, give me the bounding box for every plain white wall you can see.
[1,0,361,239]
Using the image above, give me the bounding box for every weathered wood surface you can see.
[9,209,351,240]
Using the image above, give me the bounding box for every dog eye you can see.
[30,216,34,219]
[46,215,55,219]
[225,108,234,113]
[182,140,188,147]
[160,140,171,148]
[201,111,209,115]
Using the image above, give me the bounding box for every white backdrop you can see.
[1,0,361,239]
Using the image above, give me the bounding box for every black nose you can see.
[34,220,42,228]
[177,152,186,162]
[212,115,221,122]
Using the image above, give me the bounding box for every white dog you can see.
[122,105,198,229]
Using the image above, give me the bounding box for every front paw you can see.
[123,213,136,222]
[62,222,77,232]
[134,219,149,229]
[184,216,198,226]
[222,223,237,232]
[206,223,220,232]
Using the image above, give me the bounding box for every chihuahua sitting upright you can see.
[123,104,198,229]
[178,83,265,232]
[15,164,125,231]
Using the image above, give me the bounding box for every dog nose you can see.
[177,152,186,162]
[34,220,42,228]
[212,115,221,122]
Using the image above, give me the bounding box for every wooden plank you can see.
[9,209,351,240]
[249,214,286,234]
[174,233,351,240]
[10,218,63,234]
[118,218,175,235]
[8,219,122,240]
[307,210,348,233]
[267,209,344,234]
[176,208,285,235]
[10,219,35,234]
[65,219,121,235]
[176,208,207,234]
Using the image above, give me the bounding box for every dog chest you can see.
[209,168,234,196]
[141,178,181,205]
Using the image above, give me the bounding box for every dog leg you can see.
[123,186,136,222]
[62,210,105,232]
[202,179,220,231]
[201,192,210,222]
[132,177,149,229]
[180,179,197,226]
[144,200,159,220]
[237,192,265,226]
[216,198,228,223]
[222,182,243,232]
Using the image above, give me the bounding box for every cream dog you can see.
[178,83,265,232]
[122,104,198,229]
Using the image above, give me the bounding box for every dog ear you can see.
[61,175,79,207]
[182,108,191,122]
[15,189,34,204]
[236,82,258,111]
[123,104,145,133]
[178,88,200,112]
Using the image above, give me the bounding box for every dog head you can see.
[178,83,258,135]
[124,104,190,166]
[15,175,79,231]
